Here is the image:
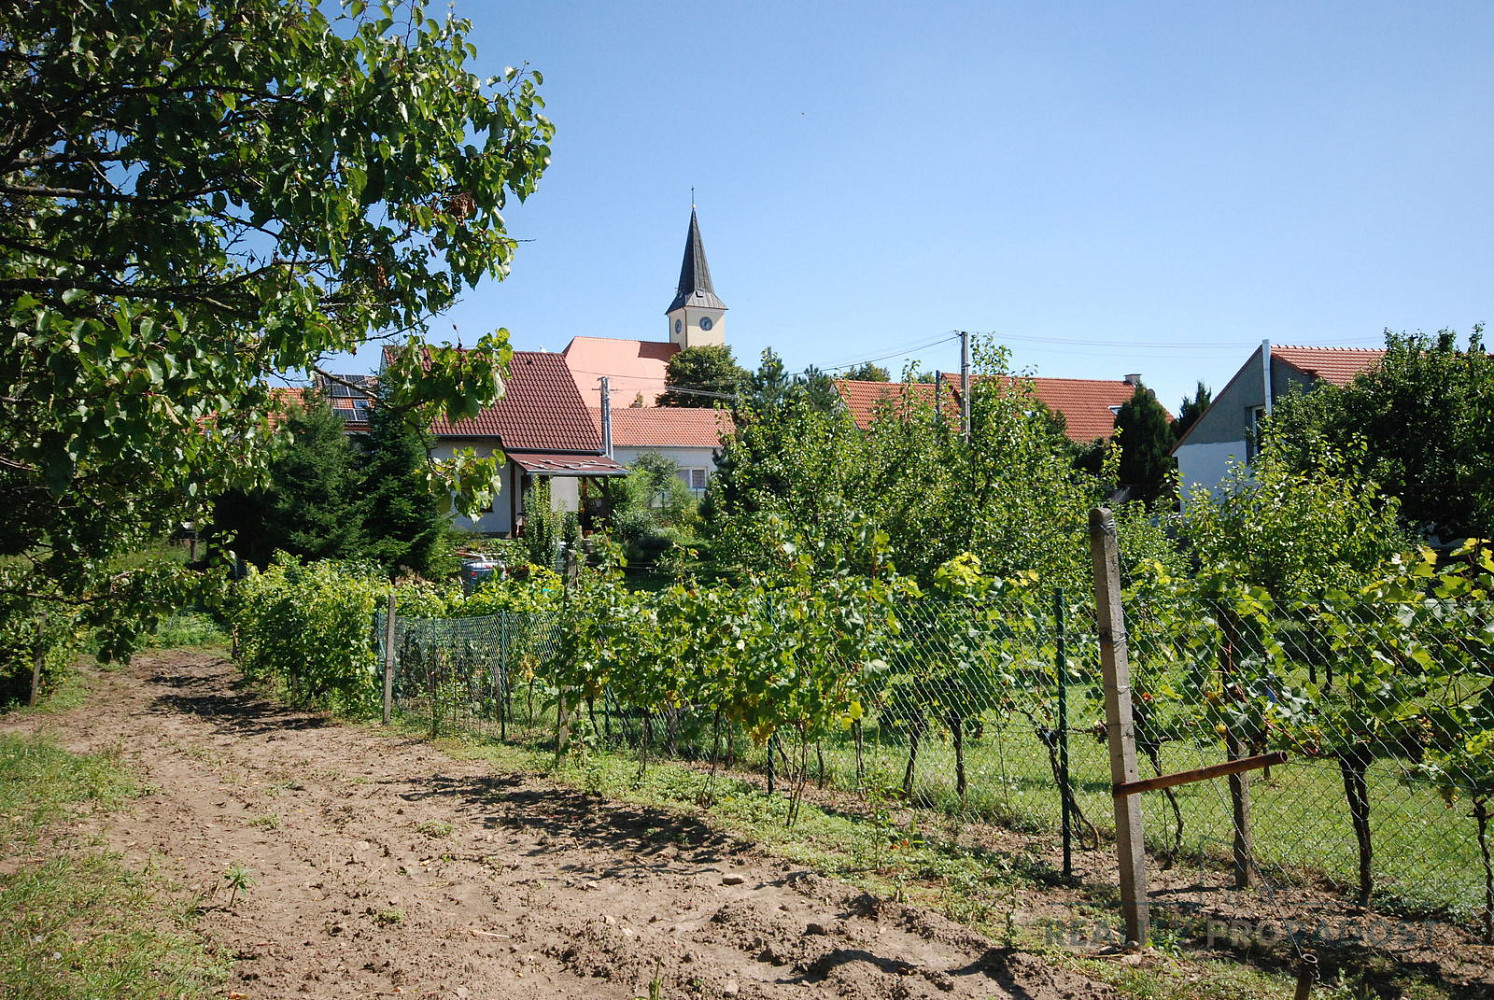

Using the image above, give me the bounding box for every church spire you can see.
[667,207,726,313]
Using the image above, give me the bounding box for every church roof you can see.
[666,208,727,313]
[563,336,678,408]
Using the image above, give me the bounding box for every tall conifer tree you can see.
[359,401,454,579]
[1113,384,1176,505]
[211,391,364,567]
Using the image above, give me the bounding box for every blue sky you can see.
[345,1,1494,414]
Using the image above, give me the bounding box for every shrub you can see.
[231,555,383,714]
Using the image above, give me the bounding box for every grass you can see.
[148,611,229,650]
[383,703,1468,1000]
[416,818,455,838]
[0,733,228,1000]
[409,681,1491,924]
[834,715,1487,921]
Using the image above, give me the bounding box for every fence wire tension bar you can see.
[1111,751,1289,799]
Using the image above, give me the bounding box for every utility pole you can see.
[598,376,613,458]
[959,330,971,440]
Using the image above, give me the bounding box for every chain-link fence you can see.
[374,566,1494,979]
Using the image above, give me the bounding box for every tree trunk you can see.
[947,710,967,803]
[1041,726,1099,851]
[786,733,811,827]
[1220,612,1255,889]
[1143,742,1184,868]
[853,719,866,793]
[639,712,654,779]
[1338,745,1375,905]
[29,641,43,709]
[903,717,924,800]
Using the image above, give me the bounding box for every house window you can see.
[677,468,708,493]
[1245,405,1266,461]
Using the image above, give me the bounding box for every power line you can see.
[992,331,1386,351]
[819,333,960,372]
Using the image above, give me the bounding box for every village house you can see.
[1172,342,1385,502]
[425,350,626,536]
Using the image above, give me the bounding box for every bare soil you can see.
[1,650,1122,1000]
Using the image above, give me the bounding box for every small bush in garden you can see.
[231,555,383,715]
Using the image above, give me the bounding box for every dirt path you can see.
[2,650,1118,1000]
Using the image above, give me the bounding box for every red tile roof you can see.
[431,351,602,453]
[1028,377,1157,443]
[835,380,942,428]
[834,376,1165,443]
[266,386,303,429]
[562,336,679,409]
[1271,345,1385,386]
[589,406,733,448]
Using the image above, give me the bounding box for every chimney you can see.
[1123,373,1142,387]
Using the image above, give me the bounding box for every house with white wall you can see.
[592,407,731,493]
[1172,342,1384,502]
[427,350,625,536]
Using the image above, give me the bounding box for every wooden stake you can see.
[1089,507,1149,947]
[382,591,396,726]
[29,636,44,708]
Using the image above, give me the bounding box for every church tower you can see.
[665,208,726,349]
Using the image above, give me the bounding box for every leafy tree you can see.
[602,452,699,564]
[522,479,579,569]
[657,345,748,407]
[209,391,365,569]
[1269,328,1494,542]
[841,362,891,382]
[606,453,695,527]
[709,340,1110,591]
[1113,384,1176,504]
[359,391,455,579]
[706,350,870,569]
[1181,437,1407,602]
[1171,381,1213,440]
[0,0,550,657]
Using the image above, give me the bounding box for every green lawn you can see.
[0,734,227,1000]
[419,677,1489,929]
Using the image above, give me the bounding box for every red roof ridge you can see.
[1271,344,1386,353]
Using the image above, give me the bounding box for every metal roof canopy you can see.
[505,451,627,477]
